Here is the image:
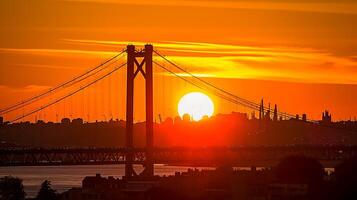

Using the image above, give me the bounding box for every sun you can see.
[178,92,214,121]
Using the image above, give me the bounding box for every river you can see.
[0,165,214,197]
[0,165,334,197]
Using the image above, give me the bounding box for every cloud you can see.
[10,64,79,70]
[0,48,117,57]
[3,39,357,85]
[65,39,357,84]
[0,84,51,93]
[63,0,357,15]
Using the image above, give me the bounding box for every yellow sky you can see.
[1,0,357,121]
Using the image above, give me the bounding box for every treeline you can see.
[0,177,57,200]
[149,155,357,200]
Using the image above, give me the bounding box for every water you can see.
[0,164,211,197]
[0,165,334,197]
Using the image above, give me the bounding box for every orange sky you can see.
[1,0,357,122]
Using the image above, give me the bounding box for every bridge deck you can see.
[1,146,356,167]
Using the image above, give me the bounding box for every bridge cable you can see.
[153,50,260,109]
[10,62,127,123]
[0,49,126,115]
[153,61,260,110]
[154,50,289,115]
[154,50,312,122]
[153,52,273,113]
[1,56,120,116]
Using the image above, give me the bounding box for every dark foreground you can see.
[2,155,357,200]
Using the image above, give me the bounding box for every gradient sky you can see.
[1,0,357,122]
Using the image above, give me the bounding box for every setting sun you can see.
[178,92,214,121]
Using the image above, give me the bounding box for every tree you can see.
[0,176,26,200]
[36,180,57,200]
[275,155,324,184]
[332,157,357,199]
[275,155,327,199]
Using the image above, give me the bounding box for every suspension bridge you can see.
[0,44,353,177]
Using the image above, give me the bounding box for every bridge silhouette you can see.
[0,44,349,177]
[1,146,356,168]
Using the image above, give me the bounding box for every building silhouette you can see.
[61,118,71,124]
[72,118,84,125]
[302,114,307,122]
[273,104,278,121]
[322,110,332,124]
[1,112,357,148]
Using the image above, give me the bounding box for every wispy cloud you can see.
[3,39,357,85]
[65,39,357,84]
[0,48,117,57]
[10,63,79,70]
[0,84,51,93]
[63,0,357,15]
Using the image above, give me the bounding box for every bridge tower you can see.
[125,44,154,178]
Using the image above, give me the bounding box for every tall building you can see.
[259,99,264,120]
[322,110,332,123]
[251,111,256,120]
[273,104,278,121]
[265,103,271,120]
[302,114,307,122]
[0,116,3,124]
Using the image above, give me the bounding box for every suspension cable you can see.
[153,61,260,110]
[1,49,126,115]
[10,62,127,123]
[153,50,260,108]
[154,50,314,122]
[1,56,121,115]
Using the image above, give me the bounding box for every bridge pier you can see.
[125,44,154,178]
